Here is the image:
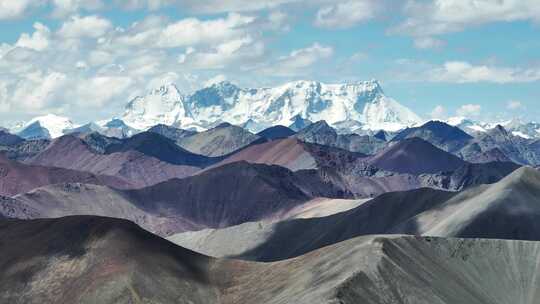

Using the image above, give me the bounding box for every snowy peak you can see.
[122,83,188,130]
[17,114,74,139]
[120,79,422,133]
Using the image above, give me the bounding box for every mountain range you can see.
[7,80,540,144]
[3,80,540,303]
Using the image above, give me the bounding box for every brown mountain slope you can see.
[0,154,131,196]
[26,135,202,188]
[1,162,349,235]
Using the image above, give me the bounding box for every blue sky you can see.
[0,0,539,124]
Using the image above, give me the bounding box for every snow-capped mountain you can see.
[446,116,540,139]
[499,118,540,139]
[122,84,191,130]
[121,80,422,133]
[446,117,490,134]
[15,114,75,139]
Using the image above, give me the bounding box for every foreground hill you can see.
[0,154,131,196]
[3,216,540,304]
[26,135,205,188]
[0,216,218,304]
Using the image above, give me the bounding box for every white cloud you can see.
[173,0,298,13]
[57,15,112,38]
[456,104,482,117]
[314,0,379,29]
[507,100,523,110]
[260,43,333,76]
[204,74,227,87]
[15,23,51,51]
[413,37,445,49]
[430,105,447,119]
[67,76,133,107]
[394,0,540,37]
[0,0,40,19]
[12,71,68,111]
[429,61,540,84]
[52,0,104,17]
[156,13,255,48]
[180,37,265,69]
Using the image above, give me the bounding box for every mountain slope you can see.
[369,137,466,174]
[392,120,473,152]
[177,123,262,157]
[2,162,349,235]
[398,166,540,239]
[5,216,540,304]
[0,216,219,304]
[26,135,202,188]
[104,131,215,167]
[0,154,131,196]
[172,166,530,261]
[148,124,197,144]
[256,125,296,140]
[295,120,386,155]
[211,137,366,172]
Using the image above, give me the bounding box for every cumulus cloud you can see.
[57,15,112,38]
[180,37,265,69]
[507,100,523,110]
[0,0,41,19]
[51,0,104,17]
[156,13,255,48]
[260,43,333,76]
[15,23,51,51]
[428,61,540,83]
[314,0,379,29]
[456,104,482,117]
[430,105,447,119]
[393,0,540,37]
[413,37,445,50]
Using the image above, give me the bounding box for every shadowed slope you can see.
[392,120,473,152]
[256,125,296,140]
[0,216,219,304]
[0,154,131,196]
[26,135,202,188]
[369,137,466,174]
[218,235,540,304]
[1,162,348,235]
[4,216,540,304]
[104,131,215,167]
[397,166,540,239]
